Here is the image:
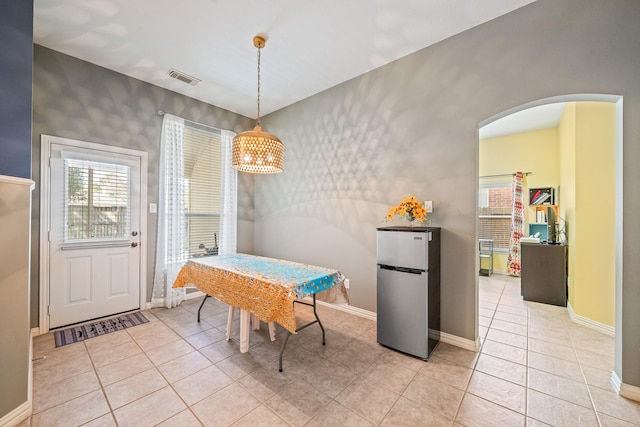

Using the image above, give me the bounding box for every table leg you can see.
[225,306,234,341]
[197,294,210,322]
[268,323,276,341]
[251,314,260,331]
[279,294,324,371]
[240,309,251,353]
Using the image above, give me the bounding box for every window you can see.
[64,159,131,241]
[152,115,236,308]
[183,125,222,258]
[479,184,512,251]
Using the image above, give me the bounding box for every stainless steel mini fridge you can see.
[376,226,440,359]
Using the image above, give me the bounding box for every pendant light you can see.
[231,35,284,174]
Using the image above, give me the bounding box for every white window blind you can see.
[64,159,131,241]
[478,184,512,251]
[183,125,222,258]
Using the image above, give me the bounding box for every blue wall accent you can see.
[0,2,33,179]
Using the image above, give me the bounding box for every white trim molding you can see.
[612,372,640,403]
[331,303,377,321]
[28,328,35,420]
[567,302,615,337]
[440,331,481,352]
[0,330,37,427]
[0,175,35,188]
[611,370,622,392]
[0,400,31,427]
[184,290,206,301]
[309,299,377,321]
[488,269,508,276]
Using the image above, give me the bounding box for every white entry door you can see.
[47,140,143,328]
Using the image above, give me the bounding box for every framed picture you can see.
[529,187,554,205]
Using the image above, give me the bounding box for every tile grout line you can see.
[156,313,239,426]
[498,276,530,422]
[451,276,505,424]
[82,339,120,426]
[477,276,535,422]
[34,338,121,426]
[523,277,530,426]
[157,308,223,426]
[374,360,421,426]
[569,326,604,427]
[99,320,201,425]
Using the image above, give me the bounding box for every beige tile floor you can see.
[20,275,640,426]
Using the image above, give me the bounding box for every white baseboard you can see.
[489,270,508,276]
[610,371,640,403]
[184,290,206,301]
[331,303,377,321]
[1,330,36,427]
[28,328,34,422]
[567,302,615,336]
[305,299,377,321]
[439,331,481,352]
[30,329,37,363]
[146,290,203,309]
[0,400,31,427]
[611,370,622,393]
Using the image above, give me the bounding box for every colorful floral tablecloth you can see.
[172,254,349,333]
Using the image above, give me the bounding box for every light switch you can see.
[149,203,157,213]
[424,201,433,213]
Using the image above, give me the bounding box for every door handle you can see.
[131,242,138,248]
[131,231,138,236]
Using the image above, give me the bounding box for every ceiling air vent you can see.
[167,68,201,86]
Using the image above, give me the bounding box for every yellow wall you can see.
[480,127,559,271]
[481,102,616,328]
[558,103,576,303]
[573,102,616,326]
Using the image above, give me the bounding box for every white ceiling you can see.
[479,103,567,140]
[34,0,536,119]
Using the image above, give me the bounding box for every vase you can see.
[406,214,416,226]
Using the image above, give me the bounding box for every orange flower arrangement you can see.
[385,195,428,223]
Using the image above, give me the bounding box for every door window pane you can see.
[64,159,131,241]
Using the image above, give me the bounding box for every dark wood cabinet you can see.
[521,243,567,306]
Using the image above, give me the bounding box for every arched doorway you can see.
[476,94,623,390]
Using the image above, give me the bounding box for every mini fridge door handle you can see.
[378,264,424,275]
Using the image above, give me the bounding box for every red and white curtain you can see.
[507,172,525,276]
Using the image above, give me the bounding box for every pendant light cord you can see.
[256,45,261,126]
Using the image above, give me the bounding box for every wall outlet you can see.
[424,200,433,213]
[344,278,350,289]
[149,203,157,214]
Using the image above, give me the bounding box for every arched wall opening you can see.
[477,93,623,386]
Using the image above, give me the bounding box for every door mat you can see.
[54,312,149,347]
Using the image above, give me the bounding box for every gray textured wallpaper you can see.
[258,0,640,387]
[31,45,255,327]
